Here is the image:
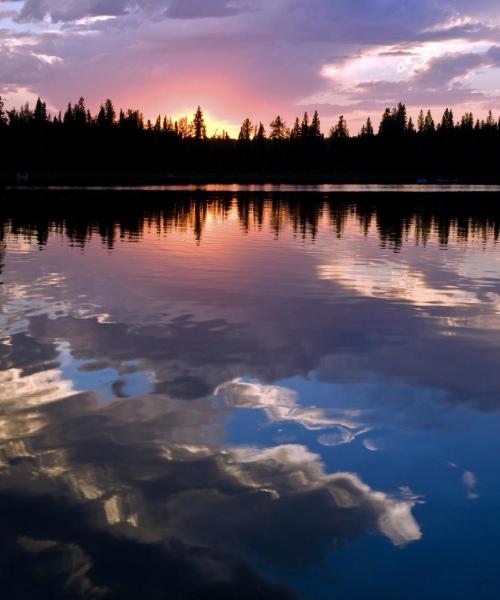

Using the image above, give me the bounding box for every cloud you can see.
[0,0,499,130]
[14,0,130,23]
[12,0,253,23]
[216,379,363,431]
[167,0,253,19]
[462,470,479,500]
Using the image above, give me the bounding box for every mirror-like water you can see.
[1,191,500,599]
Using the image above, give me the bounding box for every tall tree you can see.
[177,116,191,139]
[360,117,374,137]
[104,99,116,126]
[33,98,48,125]
[417,109,425,133]
[73,97,87,128]
[0,96,7,126]
[440,108,454,131]
[269,115,288,140]
[423,110,435,134]
[300,112,310,139]
[238,118,254,142]
[310,110,322,138]
[254,122,266,141]
[192,106,207,140]
[329,115,349,139]
[290,117,301,141]
[459,112,473,131]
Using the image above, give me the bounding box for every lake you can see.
[1,189,500,599]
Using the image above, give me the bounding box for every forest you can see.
[1,96,500,182]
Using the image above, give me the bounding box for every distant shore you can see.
[2,171,500,188]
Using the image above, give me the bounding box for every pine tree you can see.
[417,110,425,133]
[270,115,288,140]
[310,110,322,138]
[394,103,407,133]
[177,116,191,139]
[460,112,474,131]
[97,105,107,128]
[485,110,496,130]
[423,110,435,134]
[301,112,310,139]
[330,115,349,139]
[440,108,454,131]
[33,98,48,125]
[0,96,6,126]
[104,99,116,126]
[290,117,301,141]
[238,118,254,142]
[360,117,374,137]
[192,106,207,140]
[254,122,266,141]
[64,103,74,127]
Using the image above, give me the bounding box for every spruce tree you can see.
[192,106,207,140]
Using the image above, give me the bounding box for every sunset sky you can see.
[1,0,500,135]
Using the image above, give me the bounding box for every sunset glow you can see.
[1,1,500,133]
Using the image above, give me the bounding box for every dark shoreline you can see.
[3,170,500,188]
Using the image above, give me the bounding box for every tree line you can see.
[1,96,500,180]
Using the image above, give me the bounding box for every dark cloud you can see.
[15,0,130,23]
[167,0,253,19]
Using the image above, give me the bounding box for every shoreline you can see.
[3,171,500,188]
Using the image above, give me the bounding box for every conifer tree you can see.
[301,112,310,139]
[192,106,207,140]
[310,110,322,138]
[417,109,425,133]
[270,115,288,140]
[360,117,374,137]
[329,115,349,139]
[0,96,6,126]
[290,117,301,140]
[254,122,266,141]
[238,118,254,141]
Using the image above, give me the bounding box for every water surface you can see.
[1,191,500,599]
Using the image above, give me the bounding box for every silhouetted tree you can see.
[177,116,191,139]
[423,110,435,134]
[360,117,374,137]
[310,111,322,138]
[239,118,254,142]
[0,96,7,127]
[379,103,407,137]
[290,117,301,141]
[254,122,266,141]
[301,112,310,139]
[440,108,454,131]
[104,99,116,126]
[329,115,349,139]
[73,97,87,128]
[417,110,425,134]
[460,112,474,132]
[270,115,288,140]
[33,98,48,125]
[2,94,500,181]
[192,106,207,140]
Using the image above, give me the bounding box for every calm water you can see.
[1,191,500,599]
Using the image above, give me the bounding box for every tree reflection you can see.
[1,191,500,250]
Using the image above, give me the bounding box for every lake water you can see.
[1,190,500,599]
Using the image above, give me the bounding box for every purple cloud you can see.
[0,0,500,132]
